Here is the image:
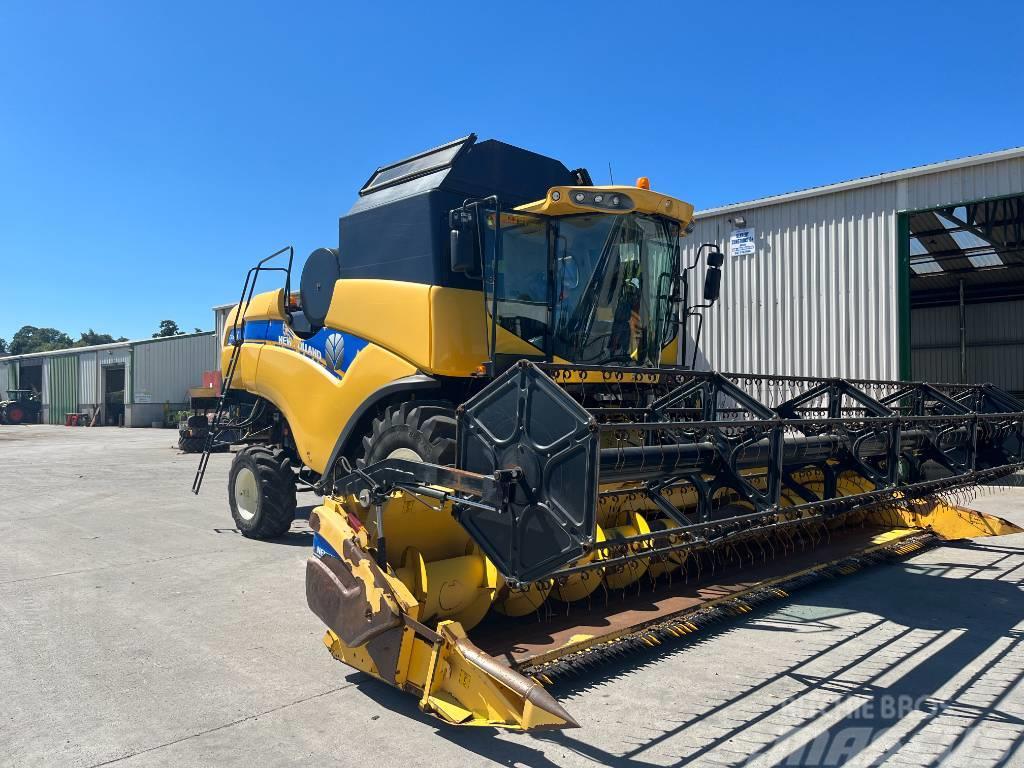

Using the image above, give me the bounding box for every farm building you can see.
[682,146,1024,394]
[0,331,215,427]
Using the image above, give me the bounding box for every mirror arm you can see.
[689,310,705,369]
[687,242,720,271]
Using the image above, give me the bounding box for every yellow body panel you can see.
[324,280,542,376]
[325,281,434,373]
[872,500,1024,539]
[254,341,417,472]
[219,288,288,375]
[220,284,549,471]
[222,288,286,330]
[223,343,263,392]
[517,184,695,228]
[312,500,577,730]
[661,335,679,365]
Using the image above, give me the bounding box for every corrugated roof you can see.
[695,146,1024,218]
[2,330,213,363]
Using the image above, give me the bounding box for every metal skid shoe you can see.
[305,498,578,731]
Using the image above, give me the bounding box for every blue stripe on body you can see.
[237,318,369,378]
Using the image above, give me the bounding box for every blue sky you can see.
[1,1,1022,342]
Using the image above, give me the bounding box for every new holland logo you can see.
[324,333,345,370]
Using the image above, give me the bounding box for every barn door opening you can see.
[102,365,126,426]
[904,194,1024,395]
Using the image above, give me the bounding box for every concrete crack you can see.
[84,684,354,767]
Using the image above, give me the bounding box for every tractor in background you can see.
[1,389,42,425]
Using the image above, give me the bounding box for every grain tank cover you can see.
[337,134,578,288]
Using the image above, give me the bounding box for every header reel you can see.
[334,360,1024,585]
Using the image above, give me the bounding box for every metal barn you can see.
[0,332,215,426]
[682,147,1024,394]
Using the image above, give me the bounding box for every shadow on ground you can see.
[348,539,1024,767]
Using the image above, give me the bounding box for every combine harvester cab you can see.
[198,135,1024,731]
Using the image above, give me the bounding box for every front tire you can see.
[228,446,296,539]
[357,401,457,466]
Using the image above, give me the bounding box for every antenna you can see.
[608,162,614,184]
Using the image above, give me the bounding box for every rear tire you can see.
[228,445,297,539]
[178,434,207,453]
[357,400,457,467]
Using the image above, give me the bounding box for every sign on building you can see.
[729,227,756,257]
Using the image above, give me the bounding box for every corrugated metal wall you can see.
[47,354,79,424]
[99,348,131,369]
[912,299,1024,392]
[133,333,215,403]
[39,360,49,423]
[682,182,901,379]
[131,333,215,425]
[79,352,98,410]
[906,157,1024,210]
[214,306,233,359]
[0,361,11,399]
[684,154,1024,380]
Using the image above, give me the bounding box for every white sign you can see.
[135,391,152,404]
[729,227,756,257]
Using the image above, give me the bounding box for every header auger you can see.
[197,134,1024,731]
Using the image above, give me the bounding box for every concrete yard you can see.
[2,425,1024,767]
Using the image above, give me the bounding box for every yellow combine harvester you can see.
[194,135,1024,731]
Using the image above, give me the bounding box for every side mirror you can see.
[450,228,475,273]
[702,249,724,303]
[703,267,722,303]
[449,207,477,274]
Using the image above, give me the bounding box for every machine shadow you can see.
[228,503,316,547]
[349,674,567,768]
[416,541,1024,767]
[269,529,315,547]
[544,548,1024,768]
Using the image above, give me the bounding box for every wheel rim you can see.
[234,467,259,521]
[386,447,423,462]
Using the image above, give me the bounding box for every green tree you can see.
[75,329,128,347]
[152,320,184,338]
[0,337,6,354]
[9,326,74,355]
